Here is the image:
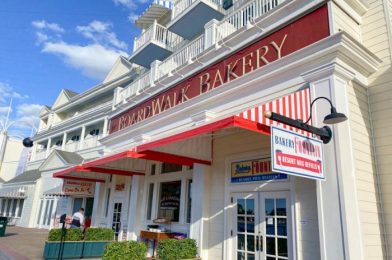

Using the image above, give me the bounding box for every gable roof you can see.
[103,56,135,84]
[39,105,52,117]
[39,149,84,172]
[52,89,79,109]
[4,170,41,184]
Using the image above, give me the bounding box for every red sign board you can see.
[110,6,329,134]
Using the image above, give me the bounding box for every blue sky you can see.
[0,0,151,137]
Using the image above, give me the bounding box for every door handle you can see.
[259,235,263,251]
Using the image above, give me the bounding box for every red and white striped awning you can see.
[236,88,311,136]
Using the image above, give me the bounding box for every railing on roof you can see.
[133,22,184,53]
[115,0,286,108]
[172,0,223,19]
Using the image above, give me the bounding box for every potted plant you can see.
[157,238,199,260]
[103,240,147,260]
[43,228,83,259]
[82,227,114,258]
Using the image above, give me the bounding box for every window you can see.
[55,140,63,146]
[6,199,11,216]
[73,198,83,214]
[105,189,111,217]
[11,199,17,216]
[161,163,182,174]
[146,183,154,220]
[17,199,24,217]
[89,129,100,136]
[71,135,80,141]
[47,200,54,225]
[1,199,6,216]
[186,180,193,223]
[158,181,182,222]
[150,164,156,176]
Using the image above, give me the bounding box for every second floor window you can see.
[71,135,80,141]
[55,140,63,146]
[89,129,100,136]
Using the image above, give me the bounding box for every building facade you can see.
[6,0,392,259]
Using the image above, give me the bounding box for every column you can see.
[189,163,211,259]
[204,19,219,49]
[79,126,86,150]
[31,142,38,161]
[127,175,145,240]
[301,64,363,260]
[45,138,52,158]
[91,182,101,227]
[61,132,67,150]
[103,118,109,137]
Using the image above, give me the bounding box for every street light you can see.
[264,96,347,144]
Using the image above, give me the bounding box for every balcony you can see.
[168,0,225,40]
[130,21,184,68]
[64,141,80,152]
[35,150,47,161]
[114,0,287,108]
[83,134,103,150]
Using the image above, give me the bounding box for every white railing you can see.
[83,134,103,149]
[65,141,80,152]
[172,0,223,19]
[115,0,286,108]
[134,22,184,53]
[158,34,205,78]
[217,0,283,41]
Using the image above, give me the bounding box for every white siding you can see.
[348,82,386,259]
[331,2,362,41]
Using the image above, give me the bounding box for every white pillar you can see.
[150,60,162,85]
[127,175,145,240]
[61,132,67,150]
[189,163,211,259]
[91,182,101,227]
[204,19,219,49]
[301,64,363,260]
[79,126,86,150]
[46,138,52,158]
[103,118,109,137]
[0,131,9,171]
[31,142,38,161]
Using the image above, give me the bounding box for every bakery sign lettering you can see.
[63,180,95,196]
[110,6,329,134]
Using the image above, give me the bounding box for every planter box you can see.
[43,241,112,259]
[43,241,83,259]
[82,241,112,258]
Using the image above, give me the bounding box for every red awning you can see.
[54,88,310,182]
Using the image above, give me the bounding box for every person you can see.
[70,208,84,229]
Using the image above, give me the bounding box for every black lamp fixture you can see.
[264,96,347,144]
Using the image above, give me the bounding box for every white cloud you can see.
[15,103,42,127]
[0,82,28,103]
[128,12,139,23]
[76,21,127,50]
[42,41,127,80]
[32,20,65,33]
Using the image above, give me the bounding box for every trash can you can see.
[0,217,8,237]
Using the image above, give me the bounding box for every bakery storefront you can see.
[54,4,379,260]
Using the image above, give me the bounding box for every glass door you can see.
[233,192,290,260]
[112,202,122,240]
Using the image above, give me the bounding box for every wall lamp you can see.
[264,96,347,144]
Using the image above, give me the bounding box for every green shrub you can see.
[103,241,147,260]
[158,238,198,260]
[179,239,198,259]
[47,228,82,241]
[157,239,180,260]
[84,228,114,241]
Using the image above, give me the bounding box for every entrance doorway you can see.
[111,202,122,240]
[232,191,291,260]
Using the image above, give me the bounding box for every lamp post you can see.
[264,96,347,144]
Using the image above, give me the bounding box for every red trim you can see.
[85,167,145,176]
[82,150,133,168]
[139,150,211,166]
[53,165,83,177]
[55,175,105,183]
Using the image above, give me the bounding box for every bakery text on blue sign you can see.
[231,158,287,183]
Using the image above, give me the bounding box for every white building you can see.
[6,0,392,259]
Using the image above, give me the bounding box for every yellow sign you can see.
[231,158,287,183]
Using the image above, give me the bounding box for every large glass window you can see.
[11,199,17,216]
[6,199,12,216]
[146,183,154,220]
[47,200,54,225]
[158,181,182,222]
[186,180,192,223]
[17,199,24,217]
[1,199,6,216]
